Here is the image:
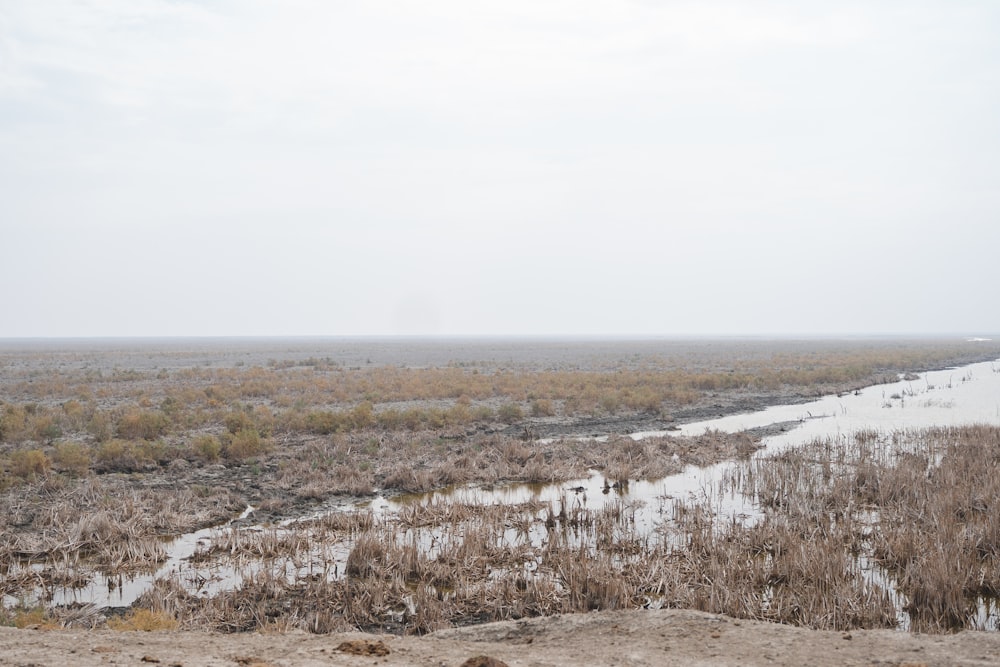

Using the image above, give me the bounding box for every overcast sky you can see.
[1,1,998,337]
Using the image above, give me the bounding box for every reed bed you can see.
[6,425,1000,634]
[720,424,1000,631]
[63,424,991,635]
[0,477,242,604]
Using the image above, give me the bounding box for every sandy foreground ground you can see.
[3,608,999,667]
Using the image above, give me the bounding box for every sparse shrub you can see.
[251,405,275,436]
[33,414,63,443]
[87,411,114,442]
[627,390,662,414]
[116,409,169,440]
[400,408,424,430]
[137,439,173,466]
[531,399,555,417]
[424,408,446,429]
[107,608,178,631]
[349,401,375,429]
[224,409,255,434]
[12,606,58,629]
[159,395,180,417]
[498,403,523,424]
[599,393,620,415]
[375,408,405,430]
[0,403,28,442]
[448,400,473,424]
[61,399,90,430]
[225,428,269,460]
[306,410,345,434]
[191,434,222,462]
[53,441,91,476]
[94,439,151,473]
[9,449,51,479]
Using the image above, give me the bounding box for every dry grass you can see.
[83,424,996,635]
[9,606,60,629]
[107,608,179,631]
[720,424,1000,631]
[5,420,997,634]
[3,341,995,454]
[0,476,243,604]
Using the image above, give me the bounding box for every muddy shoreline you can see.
[5,607,1000,666]
[500,392,823,440]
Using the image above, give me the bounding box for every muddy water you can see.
[359,357,1000,632]
[17,357,1000,625]
[1,506,256,610]
[393,358,1000,535]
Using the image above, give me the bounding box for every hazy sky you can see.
[2,1,998,337]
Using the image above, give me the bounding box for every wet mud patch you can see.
[335,638,391,656]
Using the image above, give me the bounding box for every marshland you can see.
[2,336,1000,636]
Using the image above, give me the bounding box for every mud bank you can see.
[3,608,999,666]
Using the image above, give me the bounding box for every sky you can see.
[1,1,998,338]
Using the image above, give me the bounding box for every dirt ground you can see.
[4,607,1000,667]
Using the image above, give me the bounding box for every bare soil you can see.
[4,607,1000,666]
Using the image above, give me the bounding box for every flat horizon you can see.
[1,332,996,341]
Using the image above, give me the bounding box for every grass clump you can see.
[11,606,59,630]
[225,428,270,460]
[94,439,158,472]
[0,403,29,442]
[498,402,523,424]
[107,608,178,631]
[116,409,170,440]
[9,449,51,480]
[191,434,223,462]
[531,398,555,417]
[52,441,91,476]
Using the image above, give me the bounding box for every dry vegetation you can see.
[2,340,994,491]
[56,423,991,637]
[726,424,1000,632]
[2,338,999,635]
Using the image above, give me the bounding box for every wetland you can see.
[3,335,1000,640]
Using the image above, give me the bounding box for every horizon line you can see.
[1,332,996,342]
